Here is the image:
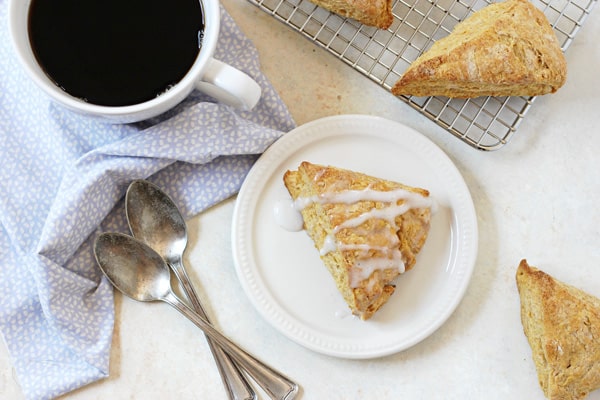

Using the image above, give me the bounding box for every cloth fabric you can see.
[0,2,296,399]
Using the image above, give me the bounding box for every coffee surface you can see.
[28,0,204,107]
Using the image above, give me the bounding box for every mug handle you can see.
[195,58,262,110]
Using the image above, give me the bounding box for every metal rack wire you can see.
[249,0,597,150]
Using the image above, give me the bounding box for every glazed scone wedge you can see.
[392,0,567,98]
[516,260,600,400]
[307,0,393,29]
[283,162,433,320]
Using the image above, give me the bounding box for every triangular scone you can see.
[307,0,393,29]
[516,260,600,400]
[392,0,567,98]
[283,162,432,320]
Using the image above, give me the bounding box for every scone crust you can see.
[392,0,567,98]
[284,162,431,319]
[309,0,393,29]
[516,260,600,400]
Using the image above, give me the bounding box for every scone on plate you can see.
[307,0,393,29]
[516,260,600,400]
[283,162,433,320]
[391,0,567,98]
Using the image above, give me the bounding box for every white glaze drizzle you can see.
[294,186,433,288]
[273,198,304,232]
[293,188,431,209]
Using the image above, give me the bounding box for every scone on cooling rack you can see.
[392,0,567,98]
[307,0,393,29]
[516,260,600,400]
[283,162,433,320]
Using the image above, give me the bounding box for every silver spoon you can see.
[94,232,300,400]
[124,179,255,400]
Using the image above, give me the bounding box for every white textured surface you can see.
[1,1,599,399]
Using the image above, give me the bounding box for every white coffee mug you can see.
[8,0,262,123]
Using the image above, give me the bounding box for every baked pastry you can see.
[307,0,393,29]
[516,260,600,400]
[391,0,567,98]
[283,162,433,320]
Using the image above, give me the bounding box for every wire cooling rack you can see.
[249,0,597,150]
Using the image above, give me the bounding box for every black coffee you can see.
[28,0,204,106]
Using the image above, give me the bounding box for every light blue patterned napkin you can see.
[0,2,295,399]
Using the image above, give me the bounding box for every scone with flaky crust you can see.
[283,162,433,320]
[516,260,600,400]
[392,0,566,98]
[308,0,393,29]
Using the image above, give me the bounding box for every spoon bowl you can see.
[94,232,171,302]
[125,180,187,264]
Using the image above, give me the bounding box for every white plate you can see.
[232,115,478,359]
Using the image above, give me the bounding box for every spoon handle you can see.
[170,260,256,400]
[163,291,300,400]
